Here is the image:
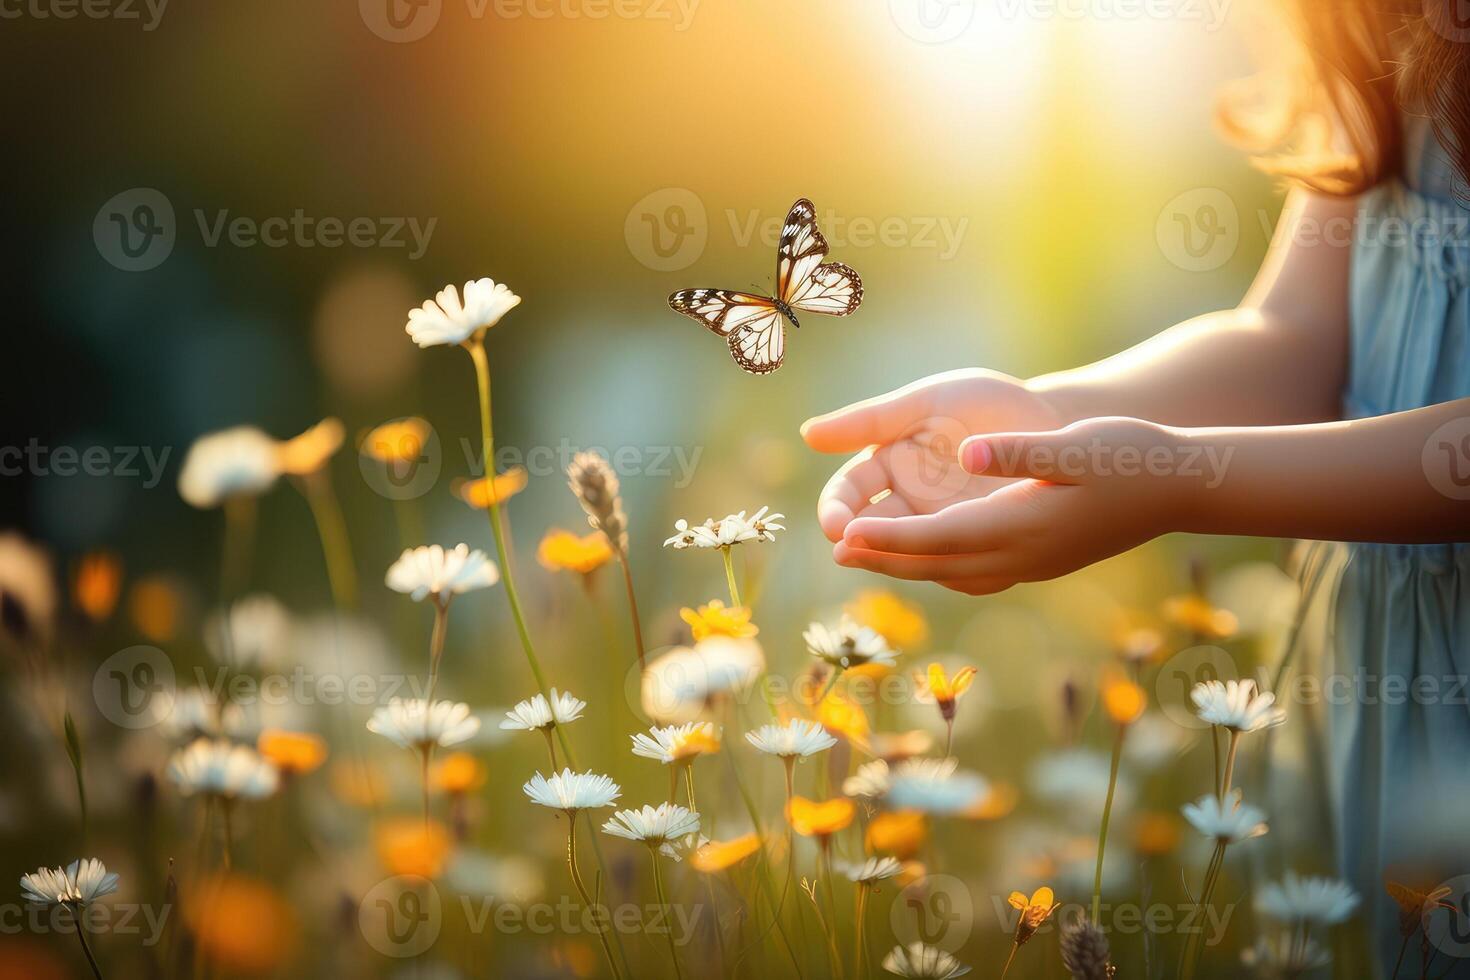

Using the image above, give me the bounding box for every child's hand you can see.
[826,417,1197,595]
[801,369,1066,542]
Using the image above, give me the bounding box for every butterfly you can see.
[668,198,863,374]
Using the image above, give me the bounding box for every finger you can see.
[801,381,935,453]
[939,577,1016,596]
[842,498,1008,556]
[833,541,1012,581]
[816,449,893,542]
[959,429,1083,483]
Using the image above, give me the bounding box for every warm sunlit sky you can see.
[7,0,1283,617]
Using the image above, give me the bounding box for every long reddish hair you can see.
[1219,0,1470,196]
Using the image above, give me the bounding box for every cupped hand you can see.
[823,416,1201,595]
[801,369,1067,542]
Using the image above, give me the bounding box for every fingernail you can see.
[962,439,991,472]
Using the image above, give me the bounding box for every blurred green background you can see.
[0,0,1308,976]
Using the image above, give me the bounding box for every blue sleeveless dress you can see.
[1290,116,1470,974]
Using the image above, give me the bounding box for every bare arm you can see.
[1029,189,1356,427]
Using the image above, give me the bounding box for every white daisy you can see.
[1241,933,1330,975]
[629,722,719,764]
[523,769,622,812]
[178,426,282,509]
[1181,790,1269,844]
[499,689,586,732]
[887,758,989,815]
[843,759,891,799]
[1255,872,1360,925]
[602,803,702,847]
[844,856,903,884]
[20,859,119,907]
[167,738,279,800]
[405,278,521,348]
[641,638,765,724]
[366,698,481,750]
[153,687,249,742]
[204,593,291,668]
[1191,679,1286,734]
[662,506,786,549]
[881,942,972,978]
[744,719,837,759]
[804,615,897,670]
[386,544,499,602]
[0,532,56,643]
[659,832,710,862]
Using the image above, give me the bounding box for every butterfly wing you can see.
[727,309,786,374]
[668,288,788,374]
[776,199,864,317]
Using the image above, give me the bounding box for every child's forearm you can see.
[1027,190,1356,428]
[1175,400,1470,543]
[1028,306,1347,427]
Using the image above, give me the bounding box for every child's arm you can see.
[831,405,1470,595]
[802,189,1357,543]
[1030,188,1355,427]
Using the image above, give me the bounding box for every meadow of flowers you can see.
[0,277,1455,979]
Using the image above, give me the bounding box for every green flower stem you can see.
[568,812,623,980]
[650,850,685,980]
[854,884,871,980]
[818,840,844,980]
[219,495,256,605]
[618,555,647,671]
[1180,840,1227,980]
[73,908,103,980]
[465,337,628,975]
[1091,722,1126,926]
[299,470,358,610]
[425,597,450,703]
[466,339,556,720]
[1218,731,1241,800]
[721,548,742,607]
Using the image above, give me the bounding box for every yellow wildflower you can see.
[455,467,528,509]
[256,730,328,775]
[73,552,122,622]
[786,796,855,838]
[692,834,762,873]
[847,589,929,650]
[277,418,344,475]
[538,529,615,576]
[679,599,758,641]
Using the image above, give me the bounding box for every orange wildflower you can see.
[786,796,855,838]
[455,467,528,509]
[256,730,328,775]
[692,834,762,873]
[538,529,615,576]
